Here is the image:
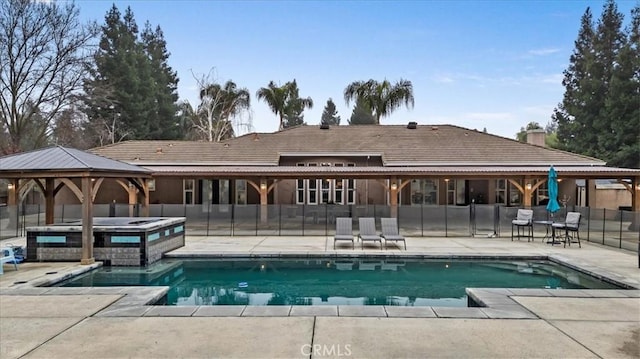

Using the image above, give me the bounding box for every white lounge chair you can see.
[358,217,382,250]
[0,247,19,275]
[380,217,406,250]
[333,217,354,249]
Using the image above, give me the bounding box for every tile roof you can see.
[0,146,151,174]
[91,124,605,167]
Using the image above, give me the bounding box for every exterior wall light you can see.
[390,183,398,191]
[7,183,14,190]
[260,182,267,190]
[526,183,532,190]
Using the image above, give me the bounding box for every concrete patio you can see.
[1,235,639,358]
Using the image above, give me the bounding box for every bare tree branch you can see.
[0,0,98,154]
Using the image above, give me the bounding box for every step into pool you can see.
[57,258,621,307]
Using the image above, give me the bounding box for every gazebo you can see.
[0,146,152,264]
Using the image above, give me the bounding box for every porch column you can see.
[45,178,54,224]
[523,178,533,208]
[6,179,18,229]
[390,178,399,218]
[81,177,95,265]
[260,179,268,223]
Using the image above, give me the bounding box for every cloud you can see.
[527,48,561,56]
[433,74,454,84]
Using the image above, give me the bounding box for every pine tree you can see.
[282,80,312,128]
[605,5,640,167]
[553,6,597,156]
[348,97,375,125]
[554,1,637,167]
[83,5,181,146]
[141,22,181,139]
[320,98,341,126]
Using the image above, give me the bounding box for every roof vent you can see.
[156,147,162,154]
[253,133,260,141]
[407,122,417,129]
[320,123,330,130]
[431,126,438,131]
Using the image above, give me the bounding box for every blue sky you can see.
[76,0,638,139]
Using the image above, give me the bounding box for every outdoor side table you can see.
[534,220,558,244]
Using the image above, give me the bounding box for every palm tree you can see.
[197,80,251,141]
[343,79,414,124]
[257,80,313,130]
[256,81,289,131]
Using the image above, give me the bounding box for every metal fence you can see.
[1,203,638,252]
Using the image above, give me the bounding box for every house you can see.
[79,124,640,215]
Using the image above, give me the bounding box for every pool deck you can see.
[1,235,639,358]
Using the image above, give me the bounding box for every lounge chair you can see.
[333,217,354,249]
[358,217,382,250]
[0,247,19,275]
[380,217,406,250]
[552,212,582,248]
[511,209,534,242]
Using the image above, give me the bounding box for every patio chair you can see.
[380,217,406,250]
[358,217,382,250]
[333,217,354,249]
[552,212,582,248]
[511,209,534,242]
[0,247,19,275]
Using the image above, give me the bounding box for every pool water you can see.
[58,258,621,307]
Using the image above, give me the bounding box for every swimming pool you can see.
[57,258,622,307]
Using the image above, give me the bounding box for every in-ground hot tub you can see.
[26,217,186,266]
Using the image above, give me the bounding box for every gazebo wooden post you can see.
[142,178,150,217]
[45,178,55,224]
[81,176,95,265]
[127,183,136,217]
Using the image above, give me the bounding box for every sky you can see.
[75,0,638,139]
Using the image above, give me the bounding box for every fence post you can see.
[255,204,259,236]
[469,200,476,237]
[602,208,606,245]
[445,203,448,237]
[278,204,282,236]
[206,202,210,236]
[619,209,623,249]
[586,207,591,242]
[421,202,424,237]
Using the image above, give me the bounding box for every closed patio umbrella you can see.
[546,166,561,216]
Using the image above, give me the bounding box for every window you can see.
[334,163,344,204]
[346,163,356,204]
[410,179,439,205]
[536,180,549,205]
[235,180,246,205]
[296,163,305,204]
[509,181,522,206]
[183,179,195,205]
[307,163,318,205]
[495,179,507,205]
[446,180,455,205]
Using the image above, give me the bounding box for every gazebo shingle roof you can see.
[0,146,151,174]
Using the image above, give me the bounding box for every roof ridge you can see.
[58,146,92,168]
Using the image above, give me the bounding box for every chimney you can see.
[526,129,545,147]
